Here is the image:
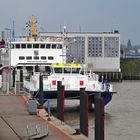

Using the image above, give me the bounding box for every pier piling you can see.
[39,74,44,107]
[94,93,104,140]
[20,69,23,83]
[80,88,89,137]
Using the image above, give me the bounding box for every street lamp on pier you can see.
[4,28,12,94]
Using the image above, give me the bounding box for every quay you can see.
[0,93,88,140]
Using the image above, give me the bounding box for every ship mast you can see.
[31,15,38,38]
[26,15,38,40]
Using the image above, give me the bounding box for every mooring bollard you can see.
[57,81,65,122]
[19,69,23,93]
[47,98,51,121]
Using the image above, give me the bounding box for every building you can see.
[40,31,120,72]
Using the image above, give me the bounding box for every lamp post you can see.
[5,27,11,63]
[5,28,11,94]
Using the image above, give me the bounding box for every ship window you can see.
[40,44,45,48]
[72,68,80,73]
[41,56,46,60]
[19,56,25,60]
[46,44,51,48]
[57,44,62,49]
[17,66,23,69]
[48,56,54,60]
[64,68,71,73]
[34,56,39,60]
[35,65,39,72]
[45,66,51,73]
[27,44,32,48]
[26,56,32,60]
[26,66,33,71]
[15,44,20,48]
[33,44,39,48]
[54,68,62,73]
[39,66,45,72]
[52,44,56,49]
[21,44,26,48]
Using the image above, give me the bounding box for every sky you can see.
[0,0,140,45]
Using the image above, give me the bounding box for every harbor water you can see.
[104,80,140,140]
[50,81,140,140]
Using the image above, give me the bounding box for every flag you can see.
[0,44,5,48]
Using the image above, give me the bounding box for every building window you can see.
[19,56,25,60]
[104,37,119,57]
[48,56,54,60]
[88,36,103,57]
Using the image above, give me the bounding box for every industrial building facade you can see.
[40,31,120,72]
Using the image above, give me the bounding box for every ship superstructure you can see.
[1,15,65,72]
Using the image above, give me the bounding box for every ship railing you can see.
[14,81,26,94]
[12,36,63,43]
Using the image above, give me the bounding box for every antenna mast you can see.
[31,15,38,38]
[12,21,15,41]
[62,26,67,63]
[26,15,38,39]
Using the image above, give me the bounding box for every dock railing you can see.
[0,82,10,94]
[27,123,49,139]
[0,81,30,95]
